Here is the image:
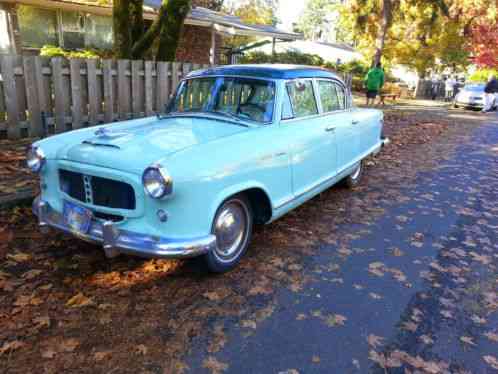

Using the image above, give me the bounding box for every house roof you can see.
[186,64,342,80]
[253,39,362,63]
[3,0,302,40]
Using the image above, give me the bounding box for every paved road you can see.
[184,117,498,373]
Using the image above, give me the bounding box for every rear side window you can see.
[318,80,342,112]
[336,84,346,109]
[286,80,318,118]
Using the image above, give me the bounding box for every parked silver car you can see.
[453,83,491,109]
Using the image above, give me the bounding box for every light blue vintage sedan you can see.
[29,64,389,272]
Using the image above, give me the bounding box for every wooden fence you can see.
[0,55,209,139]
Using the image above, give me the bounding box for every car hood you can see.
[55,116,248,174]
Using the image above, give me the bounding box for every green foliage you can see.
[240,51,371,82]
[240,51,325,66]
[296,0,340,40]
[468,69,498,83]
[39,45,108,59]
[225,0,278,48]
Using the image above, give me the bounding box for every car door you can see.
[280,79,337,197]
[316,79,355,171]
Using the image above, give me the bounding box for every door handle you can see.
[352,120,360,125]
[325,126,336,132]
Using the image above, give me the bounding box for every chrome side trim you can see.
[32,197,216,259]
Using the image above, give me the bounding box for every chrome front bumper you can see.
[32,197,216,259]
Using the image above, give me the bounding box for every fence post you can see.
[144,61,153,116]
[117,59,129,120]
[23,56,43,137]
[131,60,142,118]
[102,59,115,123]
[52,57,66,133]
[0,55,21,139]
[156,62,169,113]
[87,59,99,126]
[70,58,83,129]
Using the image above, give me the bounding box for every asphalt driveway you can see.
[0,108,497,374]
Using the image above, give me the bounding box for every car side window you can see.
[318,80,341,112]
[286,79,318,118]
[281,90,294,120]
[335,84,346,110]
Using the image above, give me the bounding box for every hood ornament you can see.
[94,127,111,138]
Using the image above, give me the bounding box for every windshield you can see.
[463,84,484,92]
[168,77,276,123]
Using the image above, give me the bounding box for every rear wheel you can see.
[344,161,363,188]
[202,194,253,273]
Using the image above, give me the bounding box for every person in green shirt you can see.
[364,62,385,106]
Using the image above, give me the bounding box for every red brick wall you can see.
[175,24,223,64]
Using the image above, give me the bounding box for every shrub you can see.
[239,51,325,66]
[468,68,498,83]
[39,45,109,59]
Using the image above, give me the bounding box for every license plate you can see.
[63,200,93,235]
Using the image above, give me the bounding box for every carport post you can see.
[210,24,216,65]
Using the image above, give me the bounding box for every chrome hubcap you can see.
[351,163,361,180]
[214,201,248,262]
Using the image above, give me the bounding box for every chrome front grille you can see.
[59,169,136,210]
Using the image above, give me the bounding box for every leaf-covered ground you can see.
[0,107,497,373]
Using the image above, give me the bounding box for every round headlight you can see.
[26,146,46,173]
[142,165,173,199]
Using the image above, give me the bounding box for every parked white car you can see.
[454,83,493,109]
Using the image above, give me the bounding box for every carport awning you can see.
[144,2,302,41]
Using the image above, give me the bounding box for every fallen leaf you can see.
[33,315,50,329]
[6,251,31,263]
[136,344,147,355]
[470,315,486,325]
[66,292,93,308]
[61,338,79,352]
[401,321,418,332]
[460,336,476,346]
[203,356,229,374]
[241,320,257,329]
[0,340,24,355]
[41,348,56,359]
[484,331,498,343]
[367,334,384,348]
[419,334,434,345]
[94,350,112,361]
[325,314,347,327]
[369,292,383,300]
[22,269,43,280]
[483,355,498,369]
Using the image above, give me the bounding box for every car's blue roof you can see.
[186,64,342,81]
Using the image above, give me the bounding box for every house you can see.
[0,0,301,64]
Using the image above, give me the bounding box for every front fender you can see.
[208,181,273,227]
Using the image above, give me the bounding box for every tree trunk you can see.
[113,0,133,58]
[373,0,392,66]
[130,0,145,46]
[156,0,191,61]
[114,0,191,60]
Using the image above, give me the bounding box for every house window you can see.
[61,11,85,49]
[0,9,11,53]
[18,5,58,48]
[85,14,113,50]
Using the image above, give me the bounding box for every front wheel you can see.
[344,161,363,188]
[202,194,253,273]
